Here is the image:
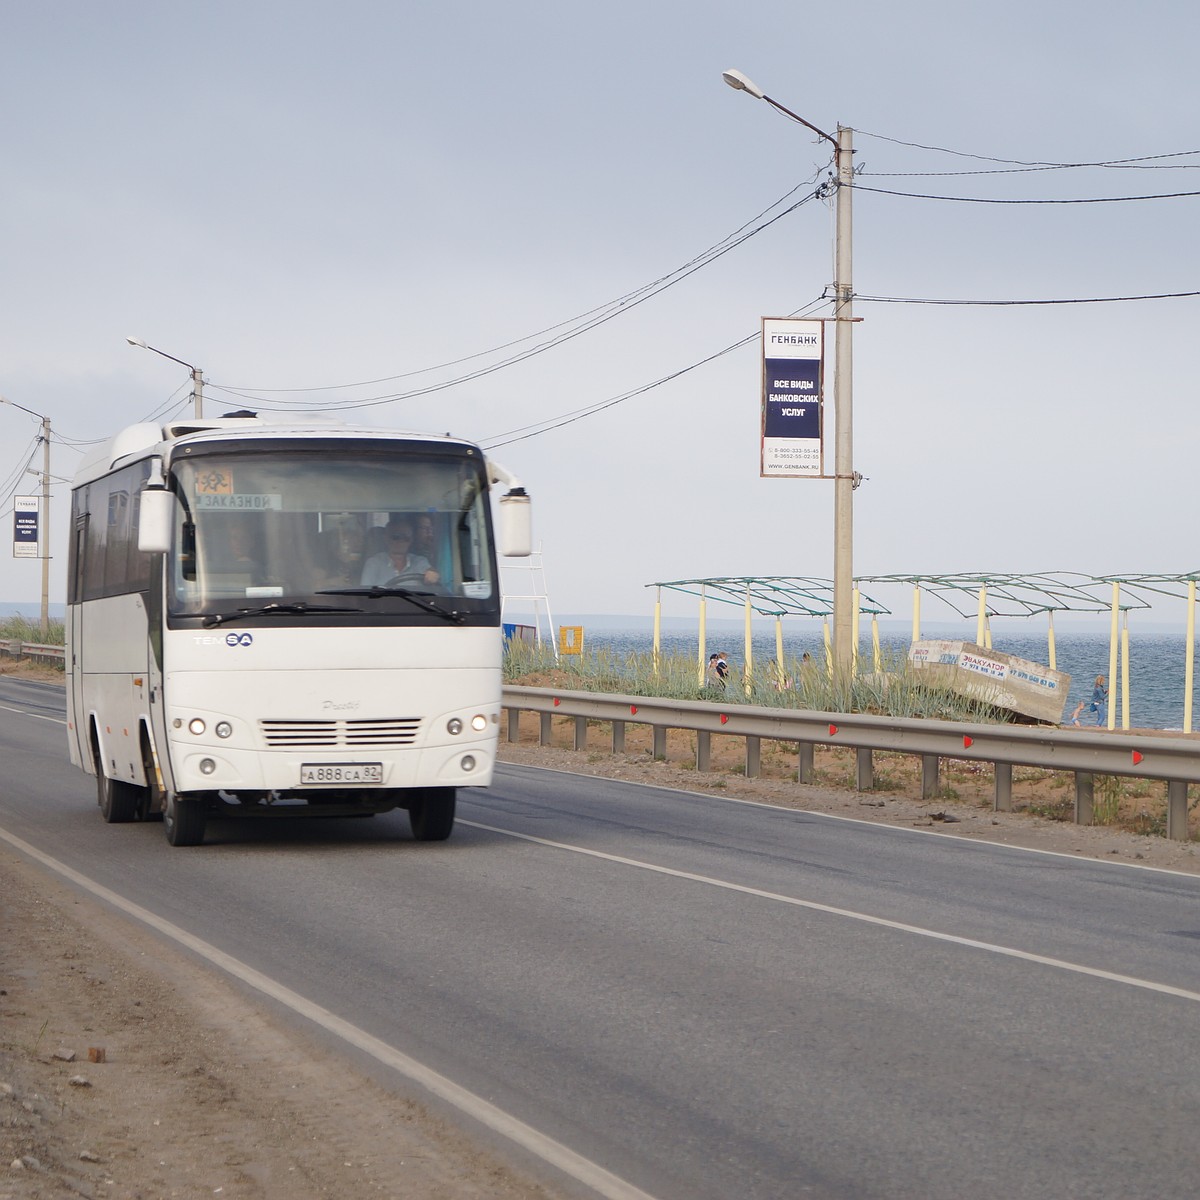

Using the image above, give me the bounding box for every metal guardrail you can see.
[502,685,1200,840]
[0,639,65,663]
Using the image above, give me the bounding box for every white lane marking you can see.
[498,760,1200,878]
[462,820,1200,1005]
[0,828,657,1200]
[0,700,66,725]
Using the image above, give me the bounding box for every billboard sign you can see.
[13,496,39,559]
[761,317,824,477]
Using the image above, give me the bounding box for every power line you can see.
[0,436,41,509]
[865,162,1200,179]
[856,290,1200,306]
[480,296,832,450]
[138,380,194,426]
[479,272,1197,447]
[850,182,1200,204]
[855,129,1200,172]
[207,185,825,409]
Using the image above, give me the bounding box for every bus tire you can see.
[97,770,140,824]
[408,788,456,841]
[164,793,207,847]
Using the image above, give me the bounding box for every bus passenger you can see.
[212,515,262,576]
[316,515,366,587]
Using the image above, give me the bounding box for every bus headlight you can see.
[188,718,206,736]
[215,721,233,739]
[471,714,488,732]
[461,755,477,773]
[446,718,464,735]
[199,758,217,775]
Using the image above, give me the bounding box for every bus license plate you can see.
[300,763,383,785]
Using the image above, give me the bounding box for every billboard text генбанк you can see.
[761,318,824,477]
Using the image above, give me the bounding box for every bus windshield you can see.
[167,446,497,620]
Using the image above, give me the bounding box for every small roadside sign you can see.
[558,626,584,656]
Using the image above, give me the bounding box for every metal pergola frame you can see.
[646,572,1200,731]
[646,576,892,688]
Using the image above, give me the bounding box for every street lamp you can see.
[127,336,204,418]
[722,69,858,672]
[0,395,53,634]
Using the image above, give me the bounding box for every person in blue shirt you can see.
[1089,675,1108,726]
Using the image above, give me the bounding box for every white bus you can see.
[65,413,531,846]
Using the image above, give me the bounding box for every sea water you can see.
[570,627,1196,732]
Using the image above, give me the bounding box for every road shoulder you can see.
[0,848,563,1199]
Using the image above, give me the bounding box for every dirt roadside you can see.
[3,662,1198,1199]
[0,850,566,1200]
[2,667,566,1199]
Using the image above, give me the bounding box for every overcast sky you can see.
[2,0,1197,630]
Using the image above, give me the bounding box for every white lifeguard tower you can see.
[500,544,557,659]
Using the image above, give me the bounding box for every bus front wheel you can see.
[164,793,207,847]
[408,788,456,841]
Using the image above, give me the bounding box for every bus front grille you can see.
[260,718,421,748]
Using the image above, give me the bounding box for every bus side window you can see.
[457,517,479,582]
[68,488,88,605]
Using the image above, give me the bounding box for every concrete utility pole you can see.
[722,70,858,672]
[831,124,855,672]
[190,365,204,418]
[126,337,204,418]
[39,413,50,634]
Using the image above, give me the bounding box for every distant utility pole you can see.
[1,395,53,634]
[38,412,50,634]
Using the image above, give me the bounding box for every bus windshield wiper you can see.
[202,602,364,628]
[315,587,465,624]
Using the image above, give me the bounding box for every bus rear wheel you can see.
[408,788,456,841]
[164,793,207,847]
[96,765,141,824]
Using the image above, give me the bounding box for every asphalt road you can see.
[3,675,1200,1199]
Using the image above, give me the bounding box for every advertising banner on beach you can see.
[12,496,39,559]
[761,317,824,477]
[909,639,1070,724]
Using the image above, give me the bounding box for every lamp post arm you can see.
[0,395,44,420]
[126,337,195,373]
[127,338,204,418]
[760,94,839,152]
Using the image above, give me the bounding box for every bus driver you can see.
[360,517,440,588]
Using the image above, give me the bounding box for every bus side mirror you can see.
[138,487,174,553]
[498,489,532,558]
